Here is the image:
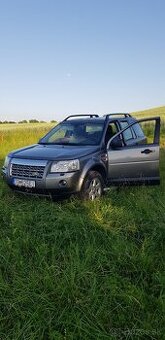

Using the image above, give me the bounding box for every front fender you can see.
[76,158,107,191]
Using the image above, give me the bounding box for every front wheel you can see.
[79,171,104,200]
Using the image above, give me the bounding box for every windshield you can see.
[39,121,104,146]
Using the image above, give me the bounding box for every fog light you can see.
[59,180,67,187]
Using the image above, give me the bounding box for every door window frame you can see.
[107,117,160,149]
[119,120,135,142]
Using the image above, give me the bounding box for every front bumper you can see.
[2,165,82,197]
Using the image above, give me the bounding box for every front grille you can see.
[11,164,45,179]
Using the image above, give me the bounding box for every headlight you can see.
[4,156,10,168]
[50,159,80,173]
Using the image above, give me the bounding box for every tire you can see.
[79,171,104,200]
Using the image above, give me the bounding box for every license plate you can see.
[13,178,36,188]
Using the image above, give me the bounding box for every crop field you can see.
[0,110,165,339]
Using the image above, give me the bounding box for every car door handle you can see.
[141,149,153,154]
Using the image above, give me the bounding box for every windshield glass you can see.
[39,121,104,146]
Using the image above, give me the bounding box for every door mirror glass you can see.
[110,135,123,148]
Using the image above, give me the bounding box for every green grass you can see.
[0,123,54,159]
[132,106,165,140]
[0,121,165,339]
[132,105,165,120]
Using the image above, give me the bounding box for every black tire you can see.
[79,171,104,200]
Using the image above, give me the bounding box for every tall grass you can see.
[132,105,165,121]
[0,123,165,339]
[140,121,165,146]
[0,123,54,159]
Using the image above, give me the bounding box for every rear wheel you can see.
[79,171,104,200]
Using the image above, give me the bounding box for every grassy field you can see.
[132,106,165,120]
[0,115,165,339]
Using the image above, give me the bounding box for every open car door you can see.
[107,117,160,185]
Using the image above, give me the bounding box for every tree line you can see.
[0,119,57,124]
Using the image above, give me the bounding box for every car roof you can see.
[61,116,137,124]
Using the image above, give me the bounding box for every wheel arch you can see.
[77,161,107,191]
[89,164,107,182]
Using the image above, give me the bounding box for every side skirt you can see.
[106,177,160,187]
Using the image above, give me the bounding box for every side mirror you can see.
[110,135,123,149]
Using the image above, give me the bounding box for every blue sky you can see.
[0,0,165,121]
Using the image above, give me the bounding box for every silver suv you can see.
[2,113,160,200]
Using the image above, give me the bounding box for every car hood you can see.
[9,144,100,161]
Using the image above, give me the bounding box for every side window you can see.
[120,120,159,146]
[110,118,160,149]
[133,123,145,138]
[105,122,118,144]
[120,121,133,142]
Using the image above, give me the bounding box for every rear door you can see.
[107,117,160,184]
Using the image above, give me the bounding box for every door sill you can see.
[106,177,160,187]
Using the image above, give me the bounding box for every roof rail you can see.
[104,113,132,118]
[64,114,99,121]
